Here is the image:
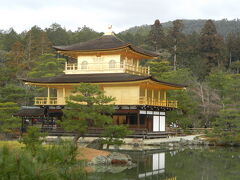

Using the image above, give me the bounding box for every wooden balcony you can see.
[34,97,65,106]
[34,96,177,108]
[64,62,150,76]
[139,97,178,108]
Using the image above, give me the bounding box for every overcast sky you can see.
[0,0,239,33]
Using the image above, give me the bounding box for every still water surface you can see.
[88,147,240,180]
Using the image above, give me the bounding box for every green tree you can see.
[102,125,132,149]
[0,141,86,179]
[1,28,20,51]
[146,19,165,51]
[159,69,199,127]
[39,31,52,55]
[207,72,240,142]
[168,20,185,70]
[70,26,102,44]
[0,84,29,105]
[24,26,43,63]
[200,20,225,72]
[19,126,46,155]
[146,59,172,78]
[0,50,17,85]
[28,53,65,78]
[226,32,240,69]
[230,60,240,73]
[46,23,70,45]
[0,102,20,133]
[59,83,115,143]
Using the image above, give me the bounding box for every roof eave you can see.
[150,77,187,89]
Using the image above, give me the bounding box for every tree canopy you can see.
[59,83,115,142]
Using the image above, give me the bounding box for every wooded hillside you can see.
[121,19,240,38]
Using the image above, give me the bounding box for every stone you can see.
[86,138,103,150]
[133,143,140,147]
[89,151,135,170]
[91,155,109,165]
[107,152,132,165]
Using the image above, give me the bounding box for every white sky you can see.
[0,0,239,33]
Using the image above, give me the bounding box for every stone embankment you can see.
[76,134,211,151]
[44,134,213,151]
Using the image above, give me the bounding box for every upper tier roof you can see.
[53,35,159,58]
[22,73,186,89]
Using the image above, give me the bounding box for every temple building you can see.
[19,26,186,137]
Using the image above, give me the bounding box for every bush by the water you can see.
[102,125,132,149]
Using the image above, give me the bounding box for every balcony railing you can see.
[34,97,65,106]
[65,62,150,76]
[34,96,177,108]
[139,96,178,108]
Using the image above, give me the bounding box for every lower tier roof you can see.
[22,73,186,89]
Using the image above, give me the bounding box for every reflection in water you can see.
[88,151,176,180]
[88,147,240,180]
[138,152,165,178]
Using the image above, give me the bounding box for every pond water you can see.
[87,147,240,180]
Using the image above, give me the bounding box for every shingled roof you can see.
[53,35,159,57]
[14,108,63,117]
[23,73,186,88]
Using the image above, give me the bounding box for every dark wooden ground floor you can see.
[14,105,176,138]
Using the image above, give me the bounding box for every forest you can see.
[0,19,239,142]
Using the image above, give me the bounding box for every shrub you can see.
[102,125,132,149]
[0,141,86,180]
[19,126,47,155]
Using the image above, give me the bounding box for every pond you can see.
[87,147,240,180]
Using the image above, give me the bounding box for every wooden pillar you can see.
[137,112,140,128]
[145,88,147,98]
[152,89,154,105]
[127,115,129,126]
[125,57,128,72]
[145,83,148,104]
[63,87,66,104]
[158,90,161,106]
[117,116,119,125]
[47,87,50,104]
[164,90,167,107]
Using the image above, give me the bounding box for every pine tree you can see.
[1,28,20,51]
[59,83,115,143]
[24,26,43,62]
[200,20,225,71]
[28,53,65,78]
[0,84,29,105]
[45,23,70,45]
[39,31,52,55]
[0,102,20,133]
[70,26,102,44]
[168,20,185,71]
[146,19,165,51]
[213,74,240,142]
[7,41,25,77]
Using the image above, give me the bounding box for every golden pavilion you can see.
[20,26,185,137]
